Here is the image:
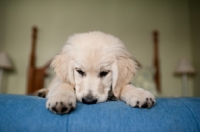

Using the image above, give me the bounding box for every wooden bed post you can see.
[27,27,37,94]
[153,30,161,93]
[27,27,51,94]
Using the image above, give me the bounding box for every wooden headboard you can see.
[153,30,161,93]
[26,27,161,94]
[26,27,51,94]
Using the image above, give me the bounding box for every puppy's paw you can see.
[129,88,155,108]
[46,93,76,114]
[35,88,49,98]
[121,87,156,108]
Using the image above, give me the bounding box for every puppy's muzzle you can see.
[82,94,97,104]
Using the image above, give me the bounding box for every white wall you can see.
[1,0,194,97]
[0,1,6,50]
[189,0,200,96]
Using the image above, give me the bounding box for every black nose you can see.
[82,97,97,104]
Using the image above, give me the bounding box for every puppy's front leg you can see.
[46,83,76,114]
[120,84,156,108]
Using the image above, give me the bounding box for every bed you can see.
[0,94,200,132]
[26,27,161,95]
[1,27,200,132]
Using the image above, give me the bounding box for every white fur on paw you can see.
[46,93,76,114]
[127,88,156,108]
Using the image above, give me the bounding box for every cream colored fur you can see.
[37,31,156,114]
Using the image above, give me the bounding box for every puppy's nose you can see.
[82,96,97,104]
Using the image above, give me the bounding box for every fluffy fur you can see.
[36,31,156,114]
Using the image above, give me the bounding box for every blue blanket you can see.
[0,94,200,132]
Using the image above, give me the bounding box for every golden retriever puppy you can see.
[36,31,156,114]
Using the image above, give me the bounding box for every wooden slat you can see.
[27,27,51,94]
[153,30,161,93]
[27,27,37,94]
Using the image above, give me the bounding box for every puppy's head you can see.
[51,31,138,104]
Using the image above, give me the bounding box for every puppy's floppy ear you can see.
[51,51,75,86]
[112,53,138,98]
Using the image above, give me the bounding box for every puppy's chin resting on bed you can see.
[36,31,156,114]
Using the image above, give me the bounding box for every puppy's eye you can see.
[99,71,109,78]
[76,69,85,76]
